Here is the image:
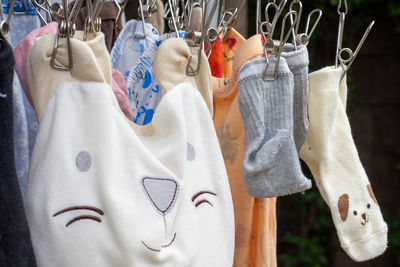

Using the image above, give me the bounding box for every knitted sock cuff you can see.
[281,44,309,72]
[238,57,291,84]
[309,66,343,93]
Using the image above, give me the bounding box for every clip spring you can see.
[335,0,374,82]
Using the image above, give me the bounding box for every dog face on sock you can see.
[337,184,379,228]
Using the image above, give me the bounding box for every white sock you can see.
[300,66,388,262]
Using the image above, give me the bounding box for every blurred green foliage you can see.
[277,166,334,267]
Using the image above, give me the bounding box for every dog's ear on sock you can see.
[367,184,378,205]
[338,194,349,221]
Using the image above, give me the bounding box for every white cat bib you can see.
[25,32,234,267]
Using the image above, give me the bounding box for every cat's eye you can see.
[53,206,104,227]
[191,191,217,208]
[353,211,358,216]
[367,204,371,209]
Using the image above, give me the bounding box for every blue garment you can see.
[2,0,41,47]
[126,41,164,126]
[2,0,37,15]
[110,20,159,82]
[126,31,185,126]
[12,73,38,195]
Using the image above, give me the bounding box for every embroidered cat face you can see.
[25,82,234,267]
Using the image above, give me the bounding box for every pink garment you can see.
[14,22,59,104]
[14,23,132,119]
[112,69,133,120]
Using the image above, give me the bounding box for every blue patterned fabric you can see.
[12,72,38,195]
[126,31,185,126]
[2,0,37,15]
[110,20,159,82]
[1,1,41,47]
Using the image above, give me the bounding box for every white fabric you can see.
[300,67,387,262]
[24,79,235,266]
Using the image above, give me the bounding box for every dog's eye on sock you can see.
[237,57,311,198]
[300,66,388,262]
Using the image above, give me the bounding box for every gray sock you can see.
[238,57,311,198]
[281,44,309,152]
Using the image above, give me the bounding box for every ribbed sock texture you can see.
[282,44,309,151]
[238,57,311,198]
[0,38,36,267]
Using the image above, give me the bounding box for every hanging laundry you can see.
[300,67,388,262]
[1,0,41,47]
[146,0,164,35]
[154,38,213,116]
[281,44,310,152]
[0,36,36,267]
[111,20,159,81]
[126,39,164,125]
[72,0,123,51]
[14,22,133,119]
[238,56,311,197]
[205,36,224,78]
[12,72,37,194]
[24,30,234,266]
[211,30,277,267]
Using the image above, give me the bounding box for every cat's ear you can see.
[338,194,349,222]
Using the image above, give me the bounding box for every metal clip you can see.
[261,9,297,81]
[28,0,53,24]
[338,21,374,82]
[185,0,217,76]
[115,0,128,30]
[289,0,302,50]
[335,0,374,81]
[0,0,15,38]
[257,0,287,34]
[335,0,347,67]
[50,0,72,70]
[295,9,322,46]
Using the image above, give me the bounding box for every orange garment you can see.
[212,29,277,267]
[204,37,224,78]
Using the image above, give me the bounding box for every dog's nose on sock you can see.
[141,177,179,215]
[362,213,367,220]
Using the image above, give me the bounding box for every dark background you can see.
[124,1,400,266]
[246,1,400,266]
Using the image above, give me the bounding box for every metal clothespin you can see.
[28,0,53,25]
[185,0,217,76]
[167,0,182,36]
[288,0,322,49]
[134,0,157,39]
[49,0,83,70]
[335,0,374,82]
[0,0,16,38]
[257,0,287,34]
[115,0,128,30]
[50,0,73,70]
[288,0,301,50]
[208,0,246,45]
[260,2,297,81]
[296,9,322,47]
[83,0,105,41]
[338,21,374,82]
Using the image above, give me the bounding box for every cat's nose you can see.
[142,177,179,215]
